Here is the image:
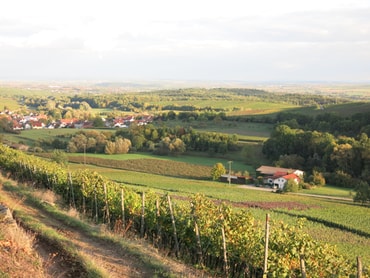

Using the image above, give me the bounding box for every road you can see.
[238,184,353,201]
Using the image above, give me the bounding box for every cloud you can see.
[1,0,370,81]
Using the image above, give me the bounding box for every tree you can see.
[51,149,68,166]
[170,138,186,155]
[115,138,131,154]
[211,163,226,181]
[284,179,299,193]
[354,181,370,204]
[310,170,326,186]
[275,154,304,169]
[132,135,146,151]
[92,116,104,127]
[105,138,131,154]
[104,141,116,154]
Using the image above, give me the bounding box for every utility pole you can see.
[227,161,233,185]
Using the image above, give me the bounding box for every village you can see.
[0,109,153,131]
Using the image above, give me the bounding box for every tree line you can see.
[62,124,238,156]
[20,87,353,115]
[262,124,370,202]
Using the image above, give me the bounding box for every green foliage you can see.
[275,154,304,169]
[51,149,68,166]
[116,124,238,155]
[312,170,325,186]
[354,180,370,204]
[67,130,112,153]
[154,137,186,156]
[104,137,131,154]
[268,218,352,277]
[92,116,104,127]
[263,125,370,194]
[210,163,226,180]
[284,179,299,193]
[0,143,360,277]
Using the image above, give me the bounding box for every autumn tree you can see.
[211,163,226,181]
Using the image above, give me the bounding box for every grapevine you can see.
[0,143,363,277]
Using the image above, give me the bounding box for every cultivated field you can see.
[67,158,370,267]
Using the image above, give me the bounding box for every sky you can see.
[1,0,370,83]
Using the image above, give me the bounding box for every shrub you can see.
[284,179,299,193]
[211,163,226,181]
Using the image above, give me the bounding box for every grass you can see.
[1,180,200,277]
[156,119,273,139]
[278,101,370,118]
[149,98,297,115]
[67,162,370,267]
[1,183,103,277]
[71,152,250,171]
[0,96,22,111]
[2,128,78,146]
[0,210,44,278]
[1,128,115,148]
[301,185,355,198]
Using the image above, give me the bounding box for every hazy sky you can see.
[1,0,370,83]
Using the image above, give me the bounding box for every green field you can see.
[285,102,370,117]
[301,185,355,198]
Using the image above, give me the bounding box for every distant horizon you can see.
[1,78,370,87]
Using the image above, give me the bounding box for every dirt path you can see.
[0,182,211,278]
[28,208,154,278]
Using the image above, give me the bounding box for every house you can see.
[31,121,45,129]
[273,173,301,190]
[256,166,304,177]
[256,165,304,189]
[114,123,128,128]
[12,121,24,130]
[58,118,78,128]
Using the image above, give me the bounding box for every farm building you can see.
[256,166,304,177]
[256,165,304,189]
[219,174,246,184]
[271,173,301,190]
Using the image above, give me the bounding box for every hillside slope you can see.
[0,178,211,278]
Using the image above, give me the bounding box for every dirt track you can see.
[0,181,211,278]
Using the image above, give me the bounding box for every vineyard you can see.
[0,143,366,277]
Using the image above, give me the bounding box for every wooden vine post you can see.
[191,202,203,266]
[103,183,110,225]
[167,195,179,257]
[221,225,229,276]
[94,183,98,223]
[82,183,86,214]
[121,188,125,230]
[263,213,270,278]
[155,198,162,248]
[357,256,362,278]
[300,254,307,278]
[140,192,145,238]
[68,171,76,208]
[219,207,229,277]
